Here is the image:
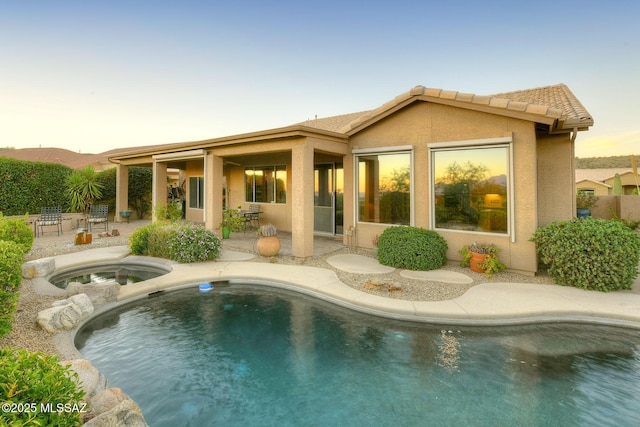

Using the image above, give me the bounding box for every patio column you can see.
[291,141,314,258]
[205,152,223,232]
[152,161,168,222]
[115,164,129,222]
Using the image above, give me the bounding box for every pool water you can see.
[50,265,166,288]
[75,286,640,426]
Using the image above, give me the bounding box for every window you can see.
[189,176,204,209]
[432,144,510,234]
[245,166,287,203]
[356,151,411,225]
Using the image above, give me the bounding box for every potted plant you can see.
[576,191,598,218]
[217,206,246,239]
[256,223,280,257]
[459,242,505,277]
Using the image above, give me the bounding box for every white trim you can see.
[352,145,413,154]
[153,149,205,161]
[428,136,511,149]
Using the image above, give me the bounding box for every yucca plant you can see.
[66,165,104,214]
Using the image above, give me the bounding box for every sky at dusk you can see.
[1,1,638,158]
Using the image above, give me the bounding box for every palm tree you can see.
[66,165,104,213]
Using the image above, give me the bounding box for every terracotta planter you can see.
[256,236,280,257]
[469,251,488,273]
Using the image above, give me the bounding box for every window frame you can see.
[244,165,287,204]
[353,146,414,226]
[429,137,514,240]
[188,176,205,210]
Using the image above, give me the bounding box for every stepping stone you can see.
[326,254,395,274]
[400,269,473,284]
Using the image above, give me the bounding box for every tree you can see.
[66,165,104,213]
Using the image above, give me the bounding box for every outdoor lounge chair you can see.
[36,206,62,237]
[87,204,109,232]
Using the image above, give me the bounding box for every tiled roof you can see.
[492,84,593,129]
[303,84,593,135]
[296,111,371,133]
[576,168,633,183]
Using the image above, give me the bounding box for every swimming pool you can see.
[50,263,169,288]
[75,285,640,426]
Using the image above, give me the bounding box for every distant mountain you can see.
[576,155,640,169]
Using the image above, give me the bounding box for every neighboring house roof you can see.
[576,178,611,189]
[0,145,169,170]
[575,168,632,183]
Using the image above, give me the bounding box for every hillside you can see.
[576,155,640,169]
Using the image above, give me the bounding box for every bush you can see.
[0,215,34,254]
[130,222,222,263]
[0,348,86,426]
[0,241,24,337]
[377,226,448,271]
[530,218,640,291]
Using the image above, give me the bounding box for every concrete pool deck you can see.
[41,245,640,328]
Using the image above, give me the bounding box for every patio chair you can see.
[244,204,262,231]
[36,206,62,237]
[87,204,109,232]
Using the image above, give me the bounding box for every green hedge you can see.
[0,158,72,215]
[130,222,223,263]
[530,218,640,291]
[0,348,86,426]
[99,166,152,219]
[377,226,448,271]
[0,241,24,337]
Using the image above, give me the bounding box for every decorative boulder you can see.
[61,358,107,397]
[37,294,94,333]
[21,257,55,279]
[66,281,120,306]
[82,399,148,427]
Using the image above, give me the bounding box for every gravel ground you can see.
[2,222,558,358]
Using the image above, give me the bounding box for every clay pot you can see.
[256,236,280,257]
[469,251,488,273]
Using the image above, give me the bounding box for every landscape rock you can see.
[37,294,94,333]
[82,399,148,427]
[67,281,120,306]
[62,358,108,397]
[21,257,55,279]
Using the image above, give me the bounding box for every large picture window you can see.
[356,151,411,225]
[245,165,287,203]
[432,144,510,234]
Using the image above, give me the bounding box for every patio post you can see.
[291,141,314,258]
[115,164,129,222]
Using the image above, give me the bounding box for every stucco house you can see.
[109,84,593,275]
[576,168,640,196]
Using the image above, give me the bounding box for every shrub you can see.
[0,214,34,254]
[377,226,448,271]
[130,222,222,263]
[0,241,23,337]
[530,218,640,291]
[166,223,223,263]
[0,348,86,426]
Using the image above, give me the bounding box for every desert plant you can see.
[0,241,23,337]
[258,223,277,237]
[66,165,104,214]
[530,218,640,291]
[377,226,448,271]
[0,348,86,426]
[129,222,164,256]
[613,173,623,196]
[0,214,34,254]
